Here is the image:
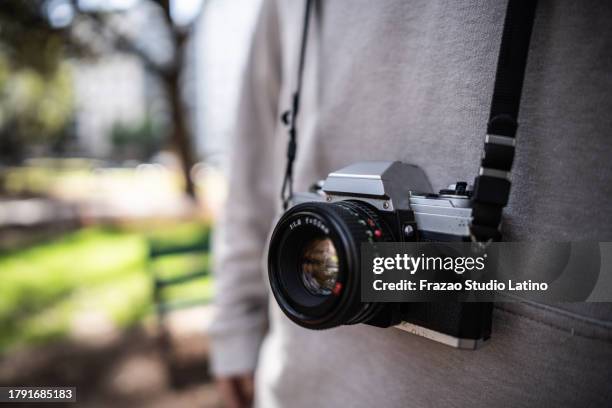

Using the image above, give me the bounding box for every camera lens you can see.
[268,200,390,330]
[299,238,339,296]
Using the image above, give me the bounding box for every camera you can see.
[268,161,492,349]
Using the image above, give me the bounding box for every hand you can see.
[216,373,255,408]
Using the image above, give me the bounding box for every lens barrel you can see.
[268,200,390,330]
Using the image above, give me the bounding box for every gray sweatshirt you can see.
[209,1,612,407]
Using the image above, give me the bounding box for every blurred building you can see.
[69,0,261,166]
[73,55,146,157]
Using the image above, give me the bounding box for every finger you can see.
[216,378,243,408]
[238,375,255,406]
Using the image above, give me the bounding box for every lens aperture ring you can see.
[333,200,391,243]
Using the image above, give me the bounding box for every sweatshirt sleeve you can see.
[208,0,283,377]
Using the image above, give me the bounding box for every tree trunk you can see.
[154,0,197,199]
[165,69,196,199]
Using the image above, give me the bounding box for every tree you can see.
[0,1,77,163]
[0,0,203,198]
[89,0,201,197]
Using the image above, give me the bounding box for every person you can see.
[209,1,612,407]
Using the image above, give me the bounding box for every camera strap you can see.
[281,0,313,210]
[470,0,538,242]
[280,0,538,242]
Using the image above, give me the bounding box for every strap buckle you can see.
[478,167,510,180]
[485,134,516,147]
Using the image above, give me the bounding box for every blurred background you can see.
[0,0,261,406]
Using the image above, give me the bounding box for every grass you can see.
[0,223,213,353]
[1,159,97,196]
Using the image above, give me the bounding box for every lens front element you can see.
[299,238,339,296]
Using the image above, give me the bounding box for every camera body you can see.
[268,161,492,349]
[293,161,474,242]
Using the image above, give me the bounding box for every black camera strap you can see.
[280,0,538,242]
[471,0,538,242]
[281,0,313,210]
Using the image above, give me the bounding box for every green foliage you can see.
[0,1,68,74]
[0,223,213,352]
[111,117,165,161]
[0,1,77,161]
[0,57,75,144]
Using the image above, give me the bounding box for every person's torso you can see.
[258,1,612,406]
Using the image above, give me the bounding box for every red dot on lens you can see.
[374,229,382,238]
[332,282,343,295]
